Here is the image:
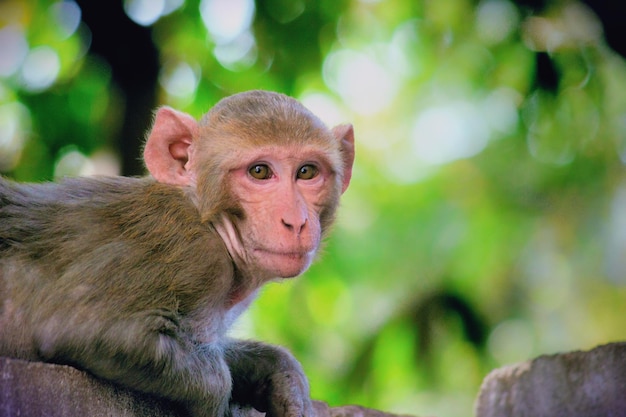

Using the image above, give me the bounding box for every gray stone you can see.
[0,357,182,417]
[475,342,626,417]
[0,357,414,417]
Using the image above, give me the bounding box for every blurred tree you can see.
[74,0,158,176]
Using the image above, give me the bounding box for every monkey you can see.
[0,90,355,417]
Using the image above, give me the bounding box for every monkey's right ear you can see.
[144,106,198,186]
[331,124,355,194]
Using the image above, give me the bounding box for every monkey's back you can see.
[0,176,206,269]
[0,176,234,360]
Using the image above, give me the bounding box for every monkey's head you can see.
[143,90,355,280]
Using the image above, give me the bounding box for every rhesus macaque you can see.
[0,90,355,417]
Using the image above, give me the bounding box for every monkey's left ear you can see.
[144,106,198,186]
[332,124,355,194]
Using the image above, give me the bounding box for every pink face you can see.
[143,104,354,282]
[228,144,337,279]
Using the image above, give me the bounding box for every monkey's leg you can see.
[224,339,313,417]
[34,309,232,417]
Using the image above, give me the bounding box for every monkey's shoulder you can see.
[0,175,153,205]
[0,175,210,247]
[0,175,231,291]
[0,175,190,210]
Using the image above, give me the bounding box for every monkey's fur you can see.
[0,91,355,417]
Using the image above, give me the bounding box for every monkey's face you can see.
[224,144,338,279]
[143,91,355,281]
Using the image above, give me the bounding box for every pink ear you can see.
[331,124,355,194]
[144,106,198,186]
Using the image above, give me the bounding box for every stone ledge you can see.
[0,357,413,417]
[0,357,182,417]
[475,342,626,417]
[8,341,626,417]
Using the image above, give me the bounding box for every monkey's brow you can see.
[236,146,336,164]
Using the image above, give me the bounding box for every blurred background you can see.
[2,0,626,415]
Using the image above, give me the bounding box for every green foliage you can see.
[3,0,626,415]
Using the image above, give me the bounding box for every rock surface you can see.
[0,357,181,417]
[8,341,626,417]
[0,357,413,417]
[475,342,626,417]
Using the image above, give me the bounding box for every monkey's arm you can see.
[224,339,313,417]
[32,303,234,417]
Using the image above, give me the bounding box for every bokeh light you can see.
[124,0,183,26]
[50,1,82,39]
[323,49,399,115]
[0,102,30,171]
[0,25,28,77]
[19,46,60,92]
[200,0,255,44]
[160,61,201,99]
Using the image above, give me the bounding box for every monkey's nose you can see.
[281,218,307,236]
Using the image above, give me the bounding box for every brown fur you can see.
[0,90,354,417]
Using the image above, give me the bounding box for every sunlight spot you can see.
[0,25,28,77]
[54,147,120,178]
[411,101,490,165]
[523,16,565,52]
[200,0,255,44]
[20,46,60,92]
[55,147,93,178]
[561,2,602,45]
[299,92,348,128]
[213,30,257,70]
[0,102,30,171]
[383,147,435,185]
[390,20,423,78]
[488,319,535,365]
[323,49,398,115]
[475,0,519,45]
[524,2,602,52]
[160,61,200,98]
[50,1,82,39]
[605,185,626,284]
[124,0,182,26]
[162,0,184,15]
[482,87,520,135]
[89,149,122,176]
[124,0,164,26]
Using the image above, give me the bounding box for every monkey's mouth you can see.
[253,248,316,277]
[255,249,314,259]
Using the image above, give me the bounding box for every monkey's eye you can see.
[297,164,319,180]
[249,164,272,180]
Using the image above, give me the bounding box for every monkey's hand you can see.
[225,339,314,417]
